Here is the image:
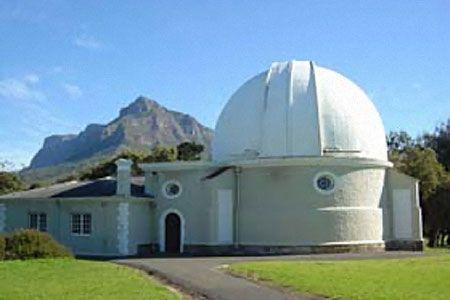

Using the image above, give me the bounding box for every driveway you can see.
[115,252,422,300]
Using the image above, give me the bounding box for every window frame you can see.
[313,172,338,195]
[71,213,92,236]
[161,180,183,199]
[28,212,47,232]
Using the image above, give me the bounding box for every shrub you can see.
[5,229,73,260]
[0,171,24,195]
[29,181,49,190]
[0,235,5,260]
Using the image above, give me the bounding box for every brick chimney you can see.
[115,159,132,196]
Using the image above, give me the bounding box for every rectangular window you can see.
[28,213,47,232]
[71,213,91,236]
[39,213,47,232]
[71,214,81,234]
[83,214,91,235]
[29,213,38,230]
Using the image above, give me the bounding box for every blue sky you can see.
[0,1,449,168]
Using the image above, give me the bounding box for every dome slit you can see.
[309,61,323,156]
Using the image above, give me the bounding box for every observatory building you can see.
[0,61,423,256]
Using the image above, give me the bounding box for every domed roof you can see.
[212,61,388,162]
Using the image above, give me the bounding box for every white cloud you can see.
[0,77,45,102]
[51,66,64,74]
[24,73,39,84]
[63,83,83,98]
[73,35,102,50]
[0,2,47,23]
[0,73,79,168]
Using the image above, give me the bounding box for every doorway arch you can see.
[159,209,185,253]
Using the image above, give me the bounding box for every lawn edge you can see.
[220,264,326,300]
[115,261,207,300]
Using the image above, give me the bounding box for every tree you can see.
[177,142,204,161]
[0,172,24,195]
[79,149,149,180]
[391,146,449,247]
[387,131,415,154]
[79,160,116,180]
[426,180,450,247]
[80,146,177,180]
[144,145,177,163]
[422,119,450,172]
[394,147,447,201]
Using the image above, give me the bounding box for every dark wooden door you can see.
[165,213,181,254]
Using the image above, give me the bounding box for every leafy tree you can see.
[389,127,450,247]
[393,147,447,201]
[77,142,201,181]
[177,142,204,161]
[422,119,450,172]
[0,172,24,195]
[79,160,116,180]
[387,131,415,154]
[79,149,148,180]
[80,146,177,180]
[426,180,450,247]
[144,145,177,163]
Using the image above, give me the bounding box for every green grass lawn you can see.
[0,259,178,300]
[230,252,450,300]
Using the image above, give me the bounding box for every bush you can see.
[0,171,24,195]
[5,229,73,260]
[0,235,5,260]
[29,181,49,190]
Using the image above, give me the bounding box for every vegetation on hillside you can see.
[79,142,204,180]
[28,97,213,169]
[0,142,205,195]
[0,171,24,195]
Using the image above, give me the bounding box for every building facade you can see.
[0,61,423,256]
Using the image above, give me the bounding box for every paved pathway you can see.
[115,252,422,300]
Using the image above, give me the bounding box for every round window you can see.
[162,180,182,199]
[314,172,337,194]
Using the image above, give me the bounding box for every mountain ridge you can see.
[22,96,213,182]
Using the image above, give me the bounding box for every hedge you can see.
[2,229,73,260]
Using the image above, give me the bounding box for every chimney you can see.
[115,159,132,196]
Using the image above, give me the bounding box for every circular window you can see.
[162,180,182,199]
[313,172,337,194]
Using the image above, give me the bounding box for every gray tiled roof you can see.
[0,177,147,199]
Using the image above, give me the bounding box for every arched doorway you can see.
[165,213,181,254]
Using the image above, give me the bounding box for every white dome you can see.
[212,61,388,162]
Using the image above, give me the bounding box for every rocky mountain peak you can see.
[119,96,162,118]
[27,96,213,170]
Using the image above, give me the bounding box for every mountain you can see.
[21,96,213,182]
